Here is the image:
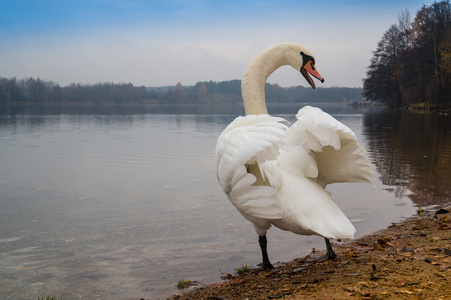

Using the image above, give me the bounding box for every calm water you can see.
[0,103,450,299]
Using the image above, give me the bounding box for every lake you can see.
[0,103,450,299]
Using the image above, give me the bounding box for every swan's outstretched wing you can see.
[216,115,287,219]
[285,106,373,187]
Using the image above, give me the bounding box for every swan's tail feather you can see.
[274,169,356,240]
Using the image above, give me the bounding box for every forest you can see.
[0,77,363,105]
[363,1,451,109]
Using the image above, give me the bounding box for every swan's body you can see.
[215,44,373,268]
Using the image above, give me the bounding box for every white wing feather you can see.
[286,106,373,186]
[215,106,373,237]
[216,115,287,219]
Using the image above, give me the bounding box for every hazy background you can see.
[0,0,433,88]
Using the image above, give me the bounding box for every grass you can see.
[177,278,192,290]
[417,206,423,215]
[234,264,249,274]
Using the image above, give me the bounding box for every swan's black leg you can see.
[258,235,274,269]
[325,238,337,259]
[303,238,337,262]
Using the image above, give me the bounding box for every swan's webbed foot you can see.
[325,238,338,259]
[303,252,334,263]
[303,238,337,263]
[258,261,274,270]
[258,235,274,269]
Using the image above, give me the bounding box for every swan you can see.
[215,43,373,269]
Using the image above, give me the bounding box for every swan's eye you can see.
[300,52,315,67]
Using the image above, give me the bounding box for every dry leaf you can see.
[358,281,369,287]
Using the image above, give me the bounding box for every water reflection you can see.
[0,103,449,299]
[0,103,245,116]
[363,110,451,206]
[0,101,378,117]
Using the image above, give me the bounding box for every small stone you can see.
[402,246,416,252]
[424,257,433,263]
[435,208,449,214]
[293,268,306,273]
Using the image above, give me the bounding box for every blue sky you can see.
[0,0,434,88]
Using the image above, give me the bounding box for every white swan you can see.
[215,43,373,269]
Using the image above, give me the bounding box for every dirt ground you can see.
[167,206,451,300]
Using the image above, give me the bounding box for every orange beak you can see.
[301,61,325,89]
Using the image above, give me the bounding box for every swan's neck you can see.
[241,45,290,115]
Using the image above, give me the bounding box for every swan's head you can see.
[285,44,325,89]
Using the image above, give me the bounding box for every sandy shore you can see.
[165,205,451,300]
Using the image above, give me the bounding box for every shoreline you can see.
[167,205,451,300]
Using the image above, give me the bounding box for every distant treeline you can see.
[363,0,451,108]
[0,77,364,105]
